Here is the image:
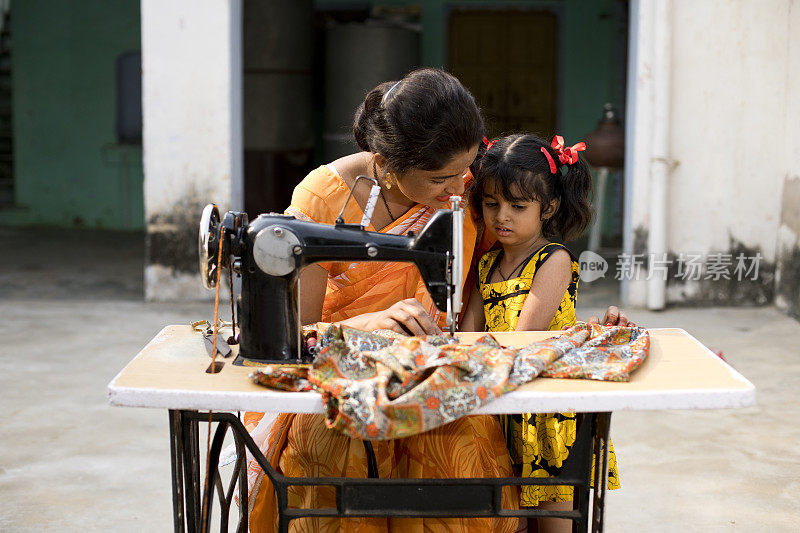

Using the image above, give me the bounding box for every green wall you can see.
[1,0,143,229]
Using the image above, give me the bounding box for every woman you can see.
[245,68,628,532]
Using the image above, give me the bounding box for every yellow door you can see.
[448,10,558,138]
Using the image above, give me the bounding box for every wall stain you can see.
[146,196,210,274]
[776,241,800,320]
[776,176,800,319]
[665,237,775,307]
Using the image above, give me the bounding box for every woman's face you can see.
[391,145,479,207]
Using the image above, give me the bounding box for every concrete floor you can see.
[1,228,799,531]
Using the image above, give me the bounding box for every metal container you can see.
[323,23,420,160]
[243,0,313,151]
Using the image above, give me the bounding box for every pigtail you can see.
[548,154,594,242]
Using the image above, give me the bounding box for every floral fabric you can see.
[251,322,649,441]
[541,325,650,381]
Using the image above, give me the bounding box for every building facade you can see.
[1,0,797,319]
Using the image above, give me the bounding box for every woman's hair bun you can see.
[351,69,484,174]
[353,81,394,153]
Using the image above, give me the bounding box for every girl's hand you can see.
[340,298,442,336]
[587,306,631,326]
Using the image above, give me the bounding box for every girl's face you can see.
[481,181,555,248]
[387,145,479,207]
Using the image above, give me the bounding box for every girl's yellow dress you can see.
[477,242,620,506]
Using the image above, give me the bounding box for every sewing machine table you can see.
[108,327,754,533]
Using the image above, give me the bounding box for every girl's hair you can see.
[472,134,594,242]
[353,68,485,174]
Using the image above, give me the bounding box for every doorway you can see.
[448,9,558,138]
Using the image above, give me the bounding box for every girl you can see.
[460,133,620,533]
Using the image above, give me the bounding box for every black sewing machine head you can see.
[198,193,464,366]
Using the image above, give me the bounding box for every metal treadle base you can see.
[168,410,612,533]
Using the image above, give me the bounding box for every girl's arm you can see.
[458,284,485,332]
[515,249,573,331]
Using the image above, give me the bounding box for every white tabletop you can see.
[108,326,755,414]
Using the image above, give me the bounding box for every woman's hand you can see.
[339,298,442,336]
[587,305,632,327]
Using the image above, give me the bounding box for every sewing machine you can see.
[197,186,464,365]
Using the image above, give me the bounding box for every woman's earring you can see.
[385,173,393,190]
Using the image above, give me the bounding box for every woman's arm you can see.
[458,284,485,332]
[338,299,442,336]
[299,258,442,335]
[514,249,573,331]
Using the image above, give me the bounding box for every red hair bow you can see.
[480,137,498,172]
[551,135,586,165]
[541,135,586,174]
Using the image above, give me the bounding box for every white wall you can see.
[624,0,797,308]
[142,0,242,300]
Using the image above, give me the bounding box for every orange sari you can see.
[245,166,516,532]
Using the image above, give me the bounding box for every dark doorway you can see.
[242,0,315,218]
[448,9,558,138]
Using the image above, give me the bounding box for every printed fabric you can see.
[251,322,650,440]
